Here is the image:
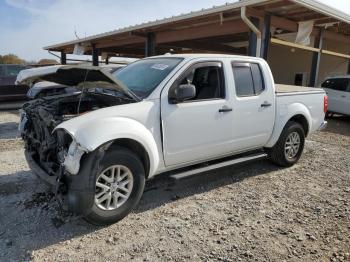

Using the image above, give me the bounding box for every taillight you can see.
[323,95,328,113]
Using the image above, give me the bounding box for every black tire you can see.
[267,121,305,167]
[84,146,145,225]
[325,112,333,118]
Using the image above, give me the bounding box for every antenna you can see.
[74,27,80,40]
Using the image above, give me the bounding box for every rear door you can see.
[229,61,275,149]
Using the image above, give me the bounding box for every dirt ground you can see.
[0,110,349,262]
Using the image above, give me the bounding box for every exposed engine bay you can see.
[21,92,133,178]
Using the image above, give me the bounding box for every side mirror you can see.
[169,84,196,104]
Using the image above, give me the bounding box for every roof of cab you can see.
[148,53,266,60]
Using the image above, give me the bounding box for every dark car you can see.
[0,64,30,101]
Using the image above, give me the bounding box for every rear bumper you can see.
[25,150,57,185]
[318,121,327,131]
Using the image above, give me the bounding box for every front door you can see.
[161,61,235,167]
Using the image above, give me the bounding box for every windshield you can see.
[112,58,183,98]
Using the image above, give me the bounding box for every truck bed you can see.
[275,84,324,95]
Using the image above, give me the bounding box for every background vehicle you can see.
[24,64,126,99]
[321,76,350,116]
[19,54,327,225]
[0,64,30,101]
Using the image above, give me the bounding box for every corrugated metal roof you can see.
[43,0,270,50]
[293,0,350,24]
[44,0,350,51]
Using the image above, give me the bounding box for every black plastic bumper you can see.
[25,150,57,186]
[25,149,100,215]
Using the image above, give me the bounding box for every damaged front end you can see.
[62,140,87,175]
[21,92,132,211]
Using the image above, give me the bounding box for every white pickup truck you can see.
[19,54,327,225]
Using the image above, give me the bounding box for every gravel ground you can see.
[0,110,349,262]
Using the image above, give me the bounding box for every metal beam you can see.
[92,45,99,66]
[309,29,324,87]
[261,13,271,60]
[145,32,156,57]
[248,17,259,57]
[60,51,66,65]
[271,38,320,52]
[157,19,248,44]
[167,40,246,54]
[322,49,350,59]
[95,36,144,49]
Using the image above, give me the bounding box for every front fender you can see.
[265,102,312,148]
[56,117,160,177]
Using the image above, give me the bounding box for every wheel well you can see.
[289,114,309,136]
[108,138,150,178]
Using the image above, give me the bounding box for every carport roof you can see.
[44,0,350,54]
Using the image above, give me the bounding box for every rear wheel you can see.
[84,146,145,225]
[267,121,305,167]
[325,112,333,118]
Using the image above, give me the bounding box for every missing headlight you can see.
[62,139,88,175]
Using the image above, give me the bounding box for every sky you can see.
[1,0,350,61]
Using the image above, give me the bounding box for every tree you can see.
[37,59,59,65]
[0,54,26,64]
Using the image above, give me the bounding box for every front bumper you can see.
[25,150,57,186]
[25,149,98,215]
[318,120,327,131]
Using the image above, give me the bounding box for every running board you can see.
[170,153,267,180]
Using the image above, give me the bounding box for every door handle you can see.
[261,102,272,107]
[341,95,346,98]
[219,106,233,113]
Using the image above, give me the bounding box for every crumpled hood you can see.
[16,65,139,101]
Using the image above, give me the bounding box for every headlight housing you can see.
[62,139,87,175]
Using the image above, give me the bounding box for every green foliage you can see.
[0,54,58,65]
[0,54,26,65]
[37,59,59,65]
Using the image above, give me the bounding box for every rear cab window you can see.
[231,62,265,97]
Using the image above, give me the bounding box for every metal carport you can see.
[44,0,350,86]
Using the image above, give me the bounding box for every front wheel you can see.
[267,121,305,167]
[84,146,145,225]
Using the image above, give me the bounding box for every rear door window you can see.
[232,62,265,97]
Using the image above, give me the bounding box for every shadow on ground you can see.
[323,115,350,137]
[0,159,279,260]
[0,122,19,139]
